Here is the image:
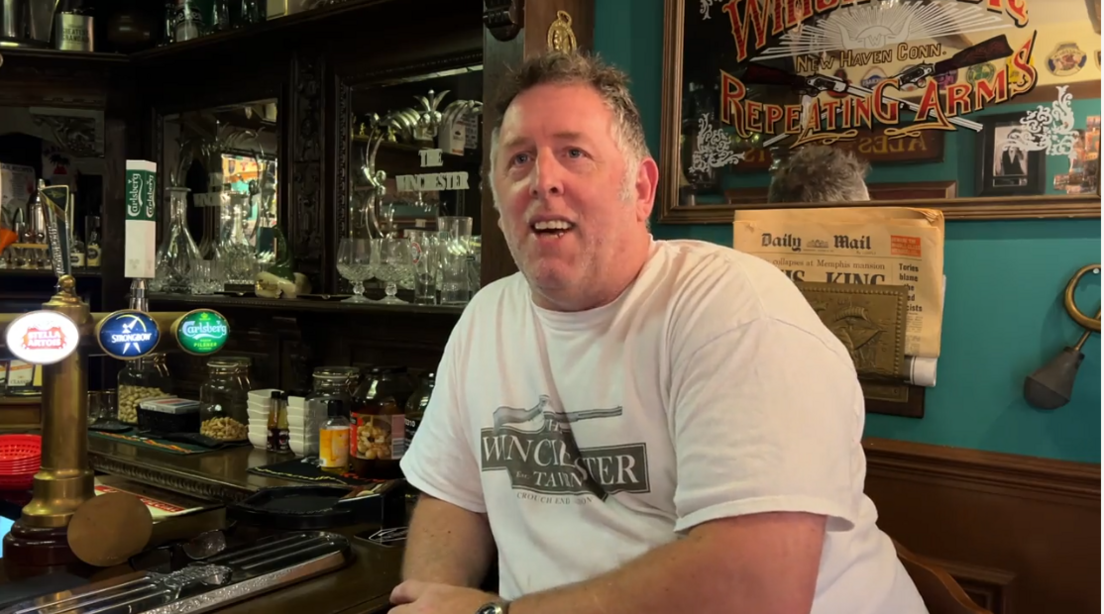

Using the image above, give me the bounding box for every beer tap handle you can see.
[38,180,73,282]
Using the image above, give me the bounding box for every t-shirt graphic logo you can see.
[480,395,651,501]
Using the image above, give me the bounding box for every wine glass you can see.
[377,236,413,304]
[337,238,373,303]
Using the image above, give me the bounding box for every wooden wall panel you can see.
[863,438,1100,614]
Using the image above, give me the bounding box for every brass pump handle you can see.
[1064,264,1101,333]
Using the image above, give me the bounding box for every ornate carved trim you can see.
[483,0,525,42]
[335,78,350,242]
[291,52,325,289]
[89,453,253,503]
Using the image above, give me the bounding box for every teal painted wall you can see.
[594,0,1102,463]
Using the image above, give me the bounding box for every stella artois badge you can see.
[4,310,80,365]
[1046,43,1087,77]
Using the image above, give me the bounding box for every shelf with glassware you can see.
[341,64,485,308]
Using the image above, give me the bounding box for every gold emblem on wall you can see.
[795,282,909,382]
[547,10,577,52]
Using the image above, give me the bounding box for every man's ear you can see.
[635,157,659,223]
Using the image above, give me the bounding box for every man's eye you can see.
[567,148,584,158]
[511,153,531,165]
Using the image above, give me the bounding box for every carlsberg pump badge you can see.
[125,160,158,279]
[173,309,230,356]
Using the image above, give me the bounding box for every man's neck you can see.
[531,235,653,313]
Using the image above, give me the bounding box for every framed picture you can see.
[658,0,1101,223]
[977,114,1045,197]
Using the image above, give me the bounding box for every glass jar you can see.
[221,356,254,391]
[304,366,360,456]
[199,358,249,441]
[117,357,171,424]
[350,366,414,479]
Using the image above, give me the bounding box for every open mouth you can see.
[530,220,575,238]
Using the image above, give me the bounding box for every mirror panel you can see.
[347,65,483,237]
[660,0,1102,222]
[162,98,280,263]
[0,106,105,272]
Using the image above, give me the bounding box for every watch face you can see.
[476,605,504,614]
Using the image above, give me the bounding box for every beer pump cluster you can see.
[0,164,231,566]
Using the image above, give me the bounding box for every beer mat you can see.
[88,420,133,433]
[248,457,388,486]
[88,429,249,455]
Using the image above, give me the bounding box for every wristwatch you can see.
[475,601,510,614]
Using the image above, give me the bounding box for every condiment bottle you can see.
[266,390,290,452]
[350,367,409,480]
[319,399,350,474]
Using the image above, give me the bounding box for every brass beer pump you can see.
[0,181,229,567]
[1024,264,1101,410]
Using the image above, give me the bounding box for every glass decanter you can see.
[153,187,202,293]
[221,191,257,285]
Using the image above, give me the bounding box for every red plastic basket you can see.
[0,435,41,462]
[0,435,41,490]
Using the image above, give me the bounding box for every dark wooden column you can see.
[480,0,596,288]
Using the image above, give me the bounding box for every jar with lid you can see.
[221,356,254,391]
[199,358,250,441]
[117,356,171,424]
[404,371,435,446]
[304,366,360,457]
[350,366,414,479]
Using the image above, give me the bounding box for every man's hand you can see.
[390,580,500,614]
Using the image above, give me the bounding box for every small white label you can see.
[396,171,470,192]
[4,310,81,365]
[419,149,444,168]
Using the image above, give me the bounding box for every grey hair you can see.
[487,51,649,203]
[767,145,871,203]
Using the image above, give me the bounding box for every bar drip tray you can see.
[0,531,351,614]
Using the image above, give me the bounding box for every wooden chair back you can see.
[893,539,992,614]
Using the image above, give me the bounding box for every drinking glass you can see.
[337,237,374,303]
[377,237,413,304]
[407,230,438,305]
[438,216,473,305]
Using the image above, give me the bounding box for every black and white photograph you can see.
[978,114,1046,197]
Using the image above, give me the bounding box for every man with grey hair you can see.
[392,51,926,614]
[767,145,871,203]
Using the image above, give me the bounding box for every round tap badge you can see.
[4,310,80,365]
[95,310,160,360]
[173,309,229,356]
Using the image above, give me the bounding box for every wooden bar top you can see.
[1,438,409,614]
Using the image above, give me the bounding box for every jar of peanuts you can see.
[117,354,171,424]
[198,358,250,441]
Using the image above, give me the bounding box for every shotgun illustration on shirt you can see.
[481,395,650,501]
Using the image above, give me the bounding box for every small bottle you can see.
[276,391,290,452]
[404,372,435,445]
[85,215,101,268]
[319,399,350,474]
[266,390,281,452]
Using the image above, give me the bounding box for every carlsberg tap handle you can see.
[125,160,158,280]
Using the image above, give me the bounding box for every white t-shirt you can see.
[401,239,928,613]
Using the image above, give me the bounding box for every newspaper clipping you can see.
[733,207,945,361]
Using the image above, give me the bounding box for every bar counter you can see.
[1,438,409,614]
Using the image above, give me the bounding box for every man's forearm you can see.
[401,494,496,588]
[509,522,817,614]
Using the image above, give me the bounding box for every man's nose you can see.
[529,154,564,199]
